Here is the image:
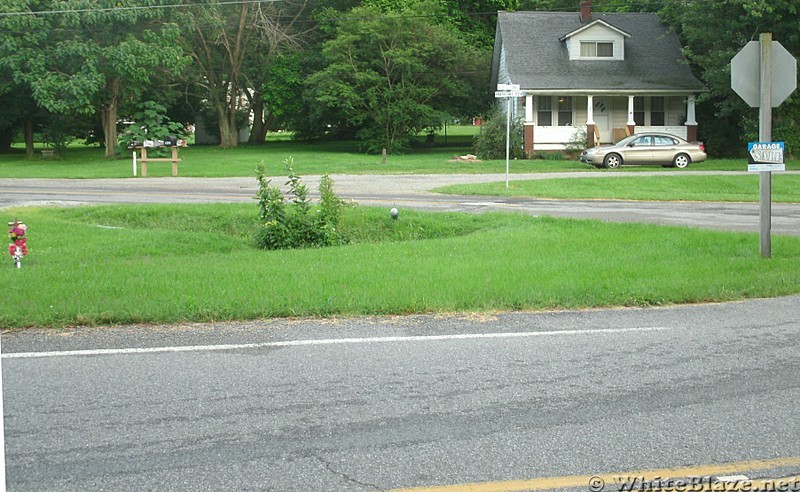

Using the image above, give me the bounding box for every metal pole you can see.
[505,97,511,189]
[759,33,773,258]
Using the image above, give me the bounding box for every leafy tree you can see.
[517,0,662,12]
[0,75,44,155]
[243,1,309,144]
[262,54,306,133]
[0,0,189,158]
[659,0,800,155]
[177,0,308,148]
[308,1,490,153]
[364,0,519,48]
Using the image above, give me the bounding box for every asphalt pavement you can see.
[3,297,800,491]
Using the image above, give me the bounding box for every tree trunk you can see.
[0,127,12,153]
[102,78,119,158]
[217,104,238,148]
[248,87,267,144]
[24,118,34,157]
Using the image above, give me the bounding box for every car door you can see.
[651,135,678,164]
[621,135,653,164]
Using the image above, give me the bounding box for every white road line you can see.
[1,326,669,359]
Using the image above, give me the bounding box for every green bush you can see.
[473,107,524,160]
[533,151,566,161]
[255,157,349,250]
[565,126,588,156]
[118,101,187,150]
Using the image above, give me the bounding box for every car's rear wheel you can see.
[673,153,690,169]
[603,153,622,169]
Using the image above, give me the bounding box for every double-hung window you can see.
[580,41,613,58]
[537,96,573,126]
[557,97,573,126]
[633,97,645,126]
[650,97,665,126]
[537,96,552,126]
[632,96,666,126]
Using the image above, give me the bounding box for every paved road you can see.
[3,296,800,491]
[3,172,800,235]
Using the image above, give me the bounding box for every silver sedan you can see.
[579,132,707,169]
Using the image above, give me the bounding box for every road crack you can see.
[311,453,385,491]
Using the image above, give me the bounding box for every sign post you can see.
[731,33,797,258]
[759,33,774,258]
[495,84,524,189]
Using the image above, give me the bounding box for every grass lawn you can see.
[436,174,800,203]
[2,129,793,178]
[3,203,800,328]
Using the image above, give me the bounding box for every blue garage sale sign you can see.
[748,142,785,172]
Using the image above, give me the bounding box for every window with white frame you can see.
[580,41,614,58]
[537,96,552,126]
[537,96,573,127]
[558,97,573,126]
[650,97,665,126]
[633,97,645,126]
[632,96,667,126]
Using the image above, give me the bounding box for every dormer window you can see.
[561,19,630,61]
[580,41,613,58]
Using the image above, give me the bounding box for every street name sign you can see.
[495,90,525,98]
[497,83,520,91]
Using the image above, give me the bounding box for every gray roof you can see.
[492,11,706,93]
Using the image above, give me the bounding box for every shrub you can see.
[565,126,588,156]
[533,151,566,161]
[473,107,524,160]
[118,101,187,150]
[255,157,349,250]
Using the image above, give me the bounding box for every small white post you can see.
[132,151,137,177]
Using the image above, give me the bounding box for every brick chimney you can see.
[580,0,592,23]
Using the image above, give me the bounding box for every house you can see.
[490,1,706,154]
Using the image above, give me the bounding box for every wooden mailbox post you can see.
[136,144,185,177]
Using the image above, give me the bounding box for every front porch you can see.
[517,94,699,153]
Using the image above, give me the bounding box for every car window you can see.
[631,136,652,146]
[653,136,676,146]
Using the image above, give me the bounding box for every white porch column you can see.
[525,94,534,124]
[627,95,636,126]
[685,95,697,125]
[685,94,698,141]
[586,95,595,125]
[524,94,535,156]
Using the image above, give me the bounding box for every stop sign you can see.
[731,40,797,107]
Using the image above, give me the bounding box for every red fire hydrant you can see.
[8,219,28,268]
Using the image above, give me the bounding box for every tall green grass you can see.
[3,203,800,328]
